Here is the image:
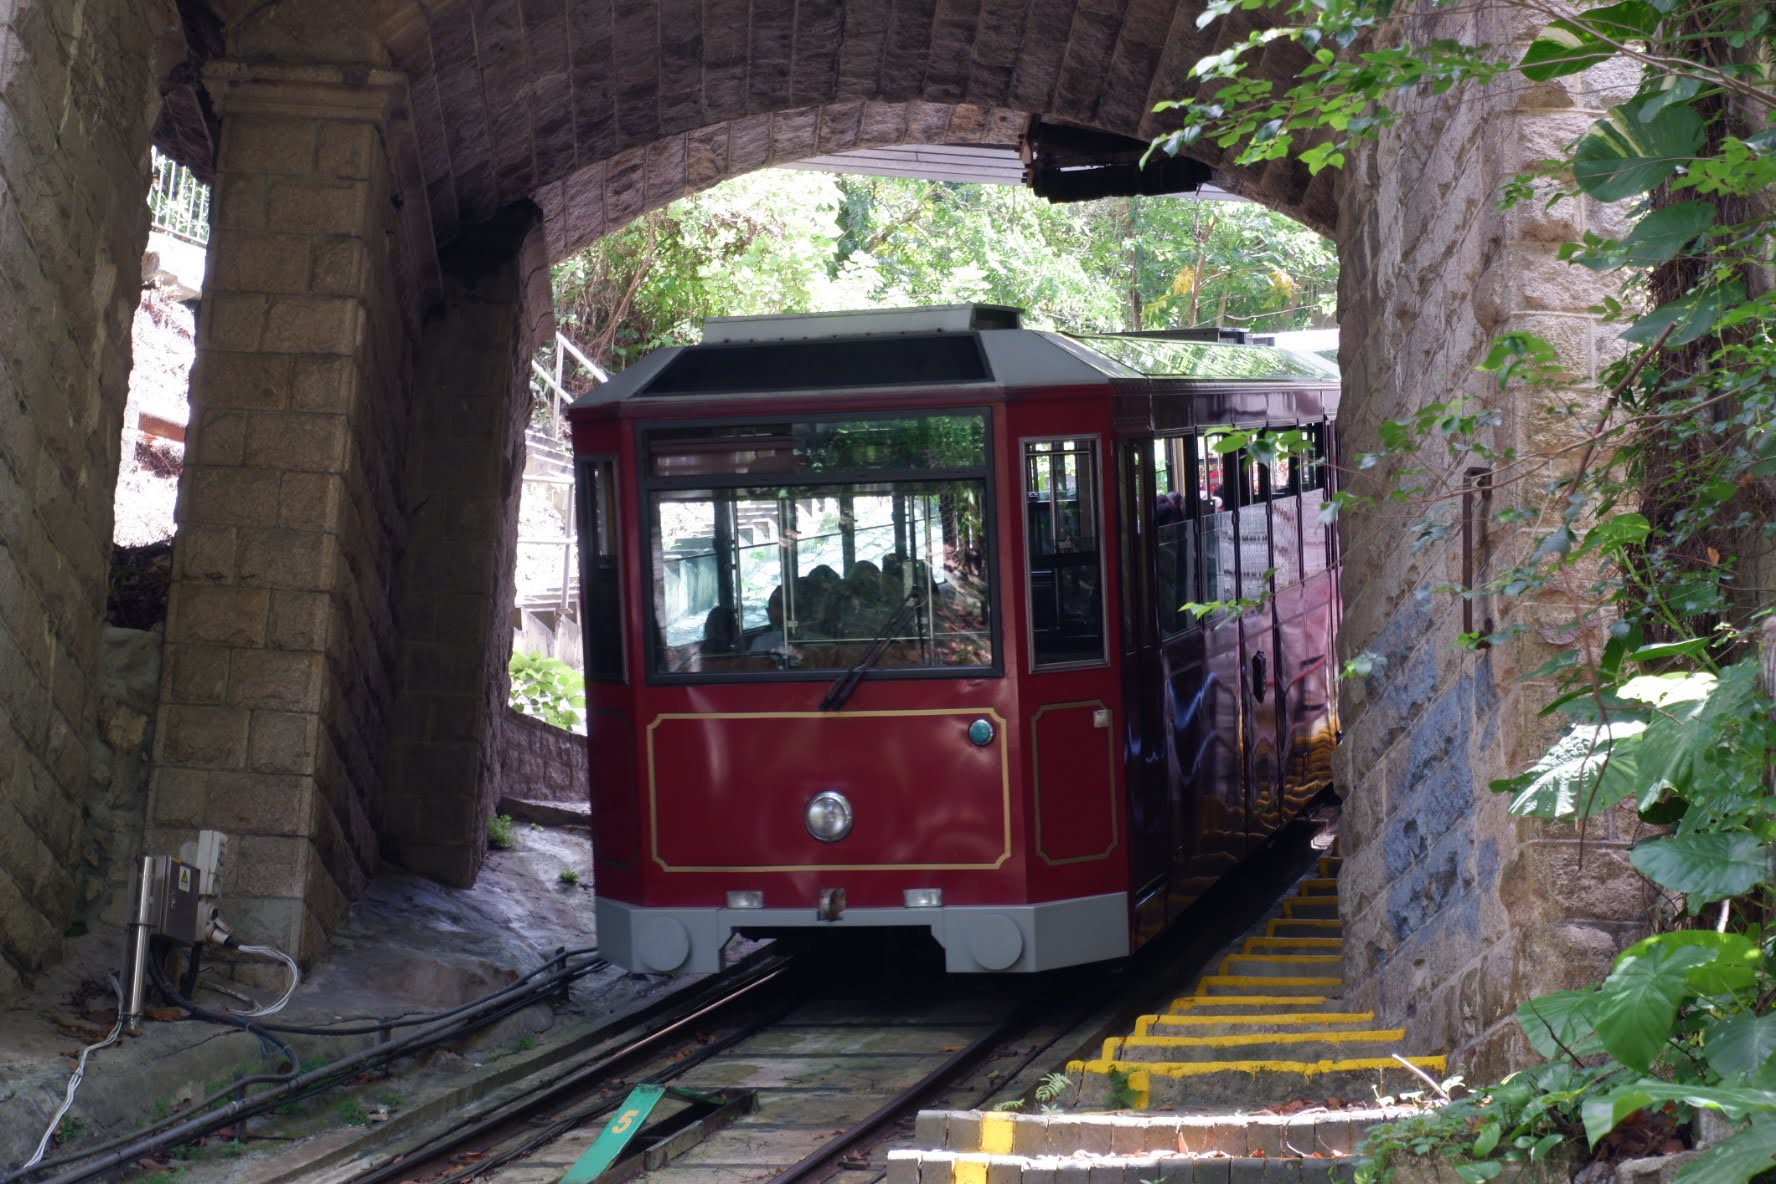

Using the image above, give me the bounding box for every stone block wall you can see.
[386,204,553,885]
[148,64,424,960]
[78,626,165,930]
[500,708,589,807]
[1332,3,1651,1078]
[0,0,180,990]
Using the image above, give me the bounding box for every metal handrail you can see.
[147,149,211,246]
[530,331,610,439]
[520,332,606,620]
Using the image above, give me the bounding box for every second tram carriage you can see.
[567,305,1341,974]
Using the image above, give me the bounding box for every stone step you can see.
[1317,855,1341,877]
[1240,936,1341,955]
[1165,995,1335,1015]
[1067,1055,1450,1110]
[1140,1011,1380,1038]
[1299,877,1339,894]
[1266,919,1342,939]
[888,1147,1349,1184]
[1282,898,1339,920]
[1195,976,1344,997]
[1217,954,1343,979]
[909,1107,1416,1161]
[1105,1028,1408,1064]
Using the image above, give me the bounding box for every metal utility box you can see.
[139,855,201,945]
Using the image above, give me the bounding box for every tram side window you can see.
[1025,438,1106,667]
[1296,423,1332,578]
[1198,435,1241,615]
[577,457,625,681]
[1153,436,1198,637]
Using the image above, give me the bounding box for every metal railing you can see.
[147,149,211,246]
[531,331,610,439]
[521,332,607,623]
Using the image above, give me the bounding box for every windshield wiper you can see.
[818,588,925,712]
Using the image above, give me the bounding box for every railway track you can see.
[307,824,1327,1184]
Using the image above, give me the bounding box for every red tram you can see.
[566,305,1341,975]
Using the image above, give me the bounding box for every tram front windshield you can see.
[646,414,994,678]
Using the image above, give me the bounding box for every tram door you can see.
[1019,435,1126,906]
[1118,440,1170,939]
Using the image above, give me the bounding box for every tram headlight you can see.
[726,890,764,909]
[904,888,943,909]
[805,791,855,843]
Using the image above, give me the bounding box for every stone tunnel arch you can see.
[0,0,1636,1079]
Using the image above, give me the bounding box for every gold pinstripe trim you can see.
[645,708,1011,872]
[1031,699,1119,866]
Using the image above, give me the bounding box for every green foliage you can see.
[1348,1061,1596,1183]
[508,651,586,732]
[550,172,1337,372]
[558,867,580,885]
[335,1099,370,1127]
[1151,0,1776,1179]
[1105,1067,1141,1109]
[1035,1071,1073,1104]
[487,813,517,850]
[55,1115,87,1144]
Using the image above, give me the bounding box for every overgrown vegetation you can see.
[508,650,586,732]
[487,813,517,850]
[549,171,1336,374]
[1152,0,1776,1180]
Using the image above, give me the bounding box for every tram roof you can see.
[569,304,1338,409]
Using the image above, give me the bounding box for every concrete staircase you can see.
[890,850,1451,1184]
[1069,853,1446,1110]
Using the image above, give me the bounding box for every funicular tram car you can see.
[566,305,1342,975]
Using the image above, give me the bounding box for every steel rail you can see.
[762,996,1036,1184]
[339,958,803,1184]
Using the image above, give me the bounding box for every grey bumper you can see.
[596,893,1130,974]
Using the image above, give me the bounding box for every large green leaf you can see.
[1492,721,1646,818]
[1584,1083,1776,1148]
[1623,281,1747,348]
[1573,97,1705,200]
[1594,942,1716,1069]
[1708,1014,1776,1081]
[1617,201,1717,266]
[1675,1114,1776,1184]
[1520,3,1658,81]
[1630,833,1771,903]
[1618,930,1762,998]
[1516,988,1607,1059]
[1520,21,1613,81]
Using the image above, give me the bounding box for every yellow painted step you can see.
[1139,1010,1378,1036]
[1242,935,1343,953]
[1166,995,1333,1014]
[1197,974,1343,996]
[1106,1028,1409,1063]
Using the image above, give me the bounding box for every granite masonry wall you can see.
[1332,3,1652,1077]
[499,708,589,808]
[0,0,181,990]
[386,204,553,885]
[147,61,426,961]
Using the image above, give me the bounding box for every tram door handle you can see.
[1251,651,1268,702]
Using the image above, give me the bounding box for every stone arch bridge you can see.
[0,0,1641,1075]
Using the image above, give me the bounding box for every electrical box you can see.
[139,855,201,945]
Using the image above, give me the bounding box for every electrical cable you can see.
[229,944,299,1017]
[4,946,605,1184]
[182,943,603,1037]
[11,978,125,1175]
